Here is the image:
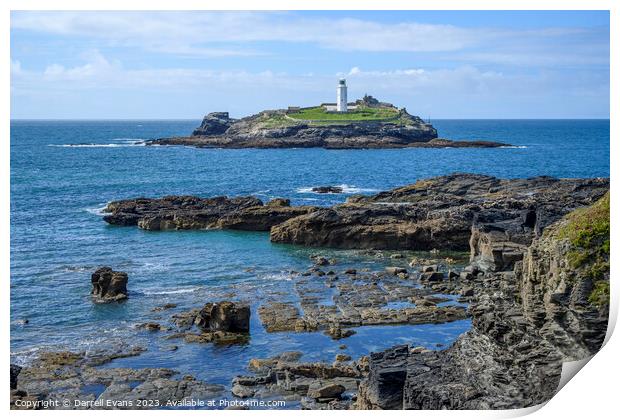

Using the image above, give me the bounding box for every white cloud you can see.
[345,68,426,77]
[42,50,120,81]
[8,51,548,102]
[8,11,491,55]
[10,11,609,70]
[10,39,608,119]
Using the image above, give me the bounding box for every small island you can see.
[148,80,509,149]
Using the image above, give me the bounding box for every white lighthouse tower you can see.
[337,79,348,112]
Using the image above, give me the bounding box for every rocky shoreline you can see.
[103,174,608,259]
[11,174,609,410]
[146,110,510,149]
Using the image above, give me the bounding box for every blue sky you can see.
[10,10,609,119]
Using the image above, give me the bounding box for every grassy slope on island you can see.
[287,106,399,122]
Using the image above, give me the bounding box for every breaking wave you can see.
[138,286,205,296]
[84,204,109,216]
[49,139,146,148]
[297,184,379,194]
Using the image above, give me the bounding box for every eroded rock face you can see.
[357,272,564,410]
[192,112,234,136]
[516,194,610,360]
[103,195,317,231]
[271,174,609,255]
[91,267,128,302]
[356,196,610,410]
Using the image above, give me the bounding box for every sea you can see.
[10,119,610,389]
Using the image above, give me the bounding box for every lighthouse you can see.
[337,79,348,112]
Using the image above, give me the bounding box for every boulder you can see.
[90,267,128,302]
[325,325,356,340]
[196,301,250,333]
[419,272,444,282]
[307,382,346,399]
[11,364,21,390]
[421,264,438,273]
[312,256,330,266]
[385,267,407,276]
[267,198,290,207]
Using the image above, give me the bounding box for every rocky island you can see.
[148,95,509,149]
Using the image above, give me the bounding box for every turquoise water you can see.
[10,119,609,385]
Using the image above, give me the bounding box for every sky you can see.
[10,10,610,119]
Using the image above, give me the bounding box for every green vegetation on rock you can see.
[287,105,400,123]
[255,112,300,129]
[589,281,610,307]
[557,192,610,306]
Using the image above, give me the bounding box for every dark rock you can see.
[307,382,345,399]
[267,198,290,207]
[335,354,352,363]
[90,267,128,302]
[152,303,178,312]
[192,112,234,136]
[356,346,409,409]
[325,326,357,340]
[357,196,609,410]
[271,174,608,252]
[136,322,167,331]
[11,364,21,390]
[312,186,343,194]
[312,256,330,266]
[103,195,317,231]
[419,271,444,282]
[196,301,250,333]
[9,347,219,410]
[385,267,407,276]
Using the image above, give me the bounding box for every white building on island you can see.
[337,78,348,112]
[323,79,357,112]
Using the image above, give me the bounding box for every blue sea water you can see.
[10,119,609,390]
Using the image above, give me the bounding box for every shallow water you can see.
[10,119,609,386]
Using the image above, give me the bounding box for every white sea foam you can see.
[84,204,109,216]
[499,145,528,149]
[59,264,96,273]
[138,286,204,296]
[297,184,379,194]
[258,273,293,282]
[48,140,146,148]
[11,347,42,365]
[112,137,146,143]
